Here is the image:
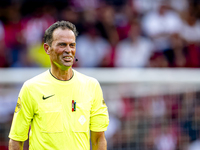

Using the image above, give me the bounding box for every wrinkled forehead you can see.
[52,28,76,41]
[51,28,76,44]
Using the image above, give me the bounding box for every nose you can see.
[64,45,71,53]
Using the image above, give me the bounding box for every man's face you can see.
[47,28,76,70]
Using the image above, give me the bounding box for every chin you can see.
[63,60,73,66]
[65,62,73,67]
[53,61,73,70]
[61,64,73,70]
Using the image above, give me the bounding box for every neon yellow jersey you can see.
[9,70,109,150]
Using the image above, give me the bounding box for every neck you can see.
[50,67,73,81]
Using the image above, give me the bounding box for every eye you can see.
[70,43,76,48]
[59,43,66,47]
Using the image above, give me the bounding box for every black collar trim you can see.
[49,69,74,81]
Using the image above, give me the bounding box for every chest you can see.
[30,83,94,114]
[30,84,93,133]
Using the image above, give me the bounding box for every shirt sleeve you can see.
[9,82,35,141]
[90,81,109,132]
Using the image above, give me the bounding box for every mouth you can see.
[63,56,73,62]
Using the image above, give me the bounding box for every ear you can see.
[44,43,50,55]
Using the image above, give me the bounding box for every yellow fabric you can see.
[28,44,51,67]
[9,70,109,150]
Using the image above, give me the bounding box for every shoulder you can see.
[74,69,99,85]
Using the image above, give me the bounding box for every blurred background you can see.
[0,0,200,149]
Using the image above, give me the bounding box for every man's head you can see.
[44,21,78,46]
[44,21,78,71]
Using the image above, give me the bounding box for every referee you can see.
[8,21,109,150]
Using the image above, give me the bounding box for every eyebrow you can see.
[57,42,76,47]
[57,42,66,45]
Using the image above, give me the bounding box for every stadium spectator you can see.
[3,5,24,66]
[11,49,39,67]
[188,134,200,150]
[181,101,200,143]
[114,20,154,67]
[96,5,119,67]
[59,7,84,36]
[76,23,111,67]
[21,8,55,48]
[187,103,200,150]
[141,2,183,52]
[0,26,9,67]
[154,124,177,150]
[19,6,56,67]
[163,33,187,67]
[148,52,169,67]
[115,4,132,41]
[179,4,200,44]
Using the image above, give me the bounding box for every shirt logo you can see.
[79,115,86,125]
[42,94,55,100]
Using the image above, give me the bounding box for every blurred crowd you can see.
[0,0,200,68]
[105,89,200,150]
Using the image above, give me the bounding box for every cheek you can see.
[72,48,76,55]
[51,48,63,55]
[56,47,64,53]
[49,49,60,59]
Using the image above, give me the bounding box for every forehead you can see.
[52,28,76,42]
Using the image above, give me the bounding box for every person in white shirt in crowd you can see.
[141,1,183,52]
[76,24,111,67]
[114,19,154,67]
[132,0,188,15]
[179,5,200,44]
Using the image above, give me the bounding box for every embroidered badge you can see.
[102,99,106,105]
[15,97,21,113]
